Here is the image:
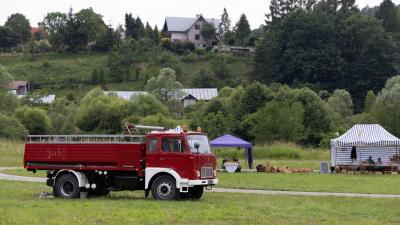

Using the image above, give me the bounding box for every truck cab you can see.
[145,130,218,200]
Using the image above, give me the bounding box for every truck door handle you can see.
[160,157,165,160]
[189,157,194,159]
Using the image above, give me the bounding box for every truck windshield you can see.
[188,135,211,154]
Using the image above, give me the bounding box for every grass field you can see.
[1,179,400,225]
[4,168,400,195]
[0,141,24,167]
[218,172,400,194]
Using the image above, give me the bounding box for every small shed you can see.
[178,88,218,107]
[330,124,400,167]
[210,134,253,169]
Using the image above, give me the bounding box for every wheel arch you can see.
[54,170,89,188]
[145,168,185,190]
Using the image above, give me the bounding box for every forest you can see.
[1,0,400,147]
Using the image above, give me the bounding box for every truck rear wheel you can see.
[151,175,177,200]
[55,174,80,199]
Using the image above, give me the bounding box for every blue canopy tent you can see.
[210,134,254,169]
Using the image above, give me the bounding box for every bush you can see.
[49,97,78,134]
[195,48,206,56]
[138,113,181,129]
[76,88,128,133]
[127,94,169,118]
[249,101,305,144]
[182,52,198,63]
[172,41,195,54]
[160,38,172,50]
[15,106,52,135]
[0,92,19,115]
[157,52,182,76]
[0,113,28,140]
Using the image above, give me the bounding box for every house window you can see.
[195,24,200,30]
[195,35,200,40]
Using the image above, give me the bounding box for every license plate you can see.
[207,179,214,185]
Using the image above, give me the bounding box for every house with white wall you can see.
[162,15,220,48]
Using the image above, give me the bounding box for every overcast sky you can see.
[1,0,398,29]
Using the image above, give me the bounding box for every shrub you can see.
[182,52,198,63]
[15,106,52,135]
[76,88,129,133]
[160,38,172,50]
[195,48,205,56]
[249,101,305,144]
[138,113,181,129]
[0,113,28,140]
[172,41,195,54]
[127,94,169,118]
[157,52,182,76]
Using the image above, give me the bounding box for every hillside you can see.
[0,51,252,98]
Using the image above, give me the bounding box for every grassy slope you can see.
[1,180,400,225]
[0,52,251,98]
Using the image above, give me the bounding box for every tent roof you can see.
[210,134,252,148]
[331,124,400,147]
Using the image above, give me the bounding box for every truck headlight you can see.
[213,170,217,177]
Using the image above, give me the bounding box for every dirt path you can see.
[1,167,400,198]
[0,167,46,183]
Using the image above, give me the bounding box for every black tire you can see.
[189,186,204,200]
[178,186,204,200]
[54,174,80,199]
[151,175,177,200]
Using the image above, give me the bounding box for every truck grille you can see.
[201,167,213,178]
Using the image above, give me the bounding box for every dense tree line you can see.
[0,8,160,53]
[255,0,400,110]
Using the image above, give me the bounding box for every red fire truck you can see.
[23,125,218,200]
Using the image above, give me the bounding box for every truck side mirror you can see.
[194,142,200,151]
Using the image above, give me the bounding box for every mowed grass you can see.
[2,168,46,177]
[214,143,329,161]
[1,180,400,225]
[0,140,24,167]
[218,172,400,194]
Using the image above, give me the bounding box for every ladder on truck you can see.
[27,135,147,144]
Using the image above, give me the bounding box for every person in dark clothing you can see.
[367,156,375,164]
[367,156,375,171]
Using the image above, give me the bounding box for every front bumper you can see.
[186,178,218,186]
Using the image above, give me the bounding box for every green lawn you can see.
[0,140,24,167]
[2,168,46,177]
[1,180,400,225]
[218,172,400,194]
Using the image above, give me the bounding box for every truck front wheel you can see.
[180,186,204,200]
[55,174,80,199]
[151,175,177,200]
[189,186,204,200]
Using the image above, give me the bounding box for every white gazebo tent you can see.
[330,124,400,168]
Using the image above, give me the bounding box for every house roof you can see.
[104,91,149,100]
[9,80,28,90]
[164,16,220,33]
[331,124,400,147]
[180,88,218,101]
